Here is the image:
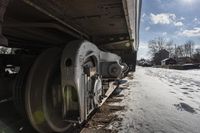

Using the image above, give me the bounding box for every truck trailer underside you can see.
[0,0,141,132]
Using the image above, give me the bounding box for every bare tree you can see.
[173,40,195,58]
[166,40,174,57]
[195,48,200,54]
[193,48,200,63]
[148,38,197,59]
[148,37,166,56]
[183,40,194,57]
[148,36,175,57]
[175,45,184,58]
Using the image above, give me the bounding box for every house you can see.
[153,49,169,65]
[177,57,192,64]
[161,58,177,65]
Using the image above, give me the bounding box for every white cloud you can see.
[174,22,183,26]
[180,17,185,20]
[150,13,184,26]
[145,26,150,31]
[150,13,176,24]
[193,18,198,21]
[193,17,200,24]
[178,27,200,37]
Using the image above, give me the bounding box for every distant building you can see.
[138,59,153,67]
[177,57,192,64]
[161,58,177,66]
[153,49,169,65]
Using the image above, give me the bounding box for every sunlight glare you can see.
[183,0,195,4]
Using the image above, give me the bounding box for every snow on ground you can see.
[109,66,200,133]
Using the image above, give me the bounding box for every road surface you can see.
[108,66,200,133]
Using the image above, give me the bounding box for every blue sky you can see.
[138,0,200,59]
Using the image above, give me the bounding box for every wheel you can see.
[13,63,32,117]
[60,40,102,122]
[13,56,35,117]
[25,48,71,133]
[83,56,101,113]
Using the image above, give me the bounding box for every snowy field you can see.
[109,66,200,133]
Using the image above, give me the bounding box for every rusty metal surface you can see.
[21,0,128,36]
[2,0,141,51]
[0,0,9,46]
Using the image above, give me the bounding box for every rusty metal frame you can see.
[4,22,82,39]
[21,0,90,40]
